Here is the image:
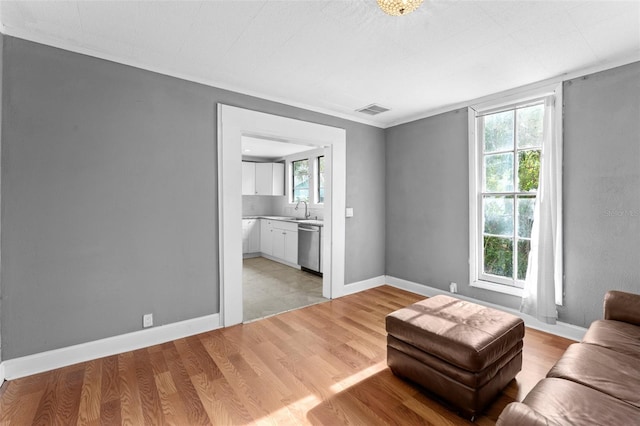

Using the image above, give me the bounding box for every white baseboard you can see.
[385,276,587,342]
[2,313,220,381]
[1,276,588,381]
[340,275,386,297]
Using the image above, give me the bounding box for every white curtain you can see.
[521,95,563,324]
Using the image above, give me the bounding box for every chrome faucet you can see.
[295,200,311,219]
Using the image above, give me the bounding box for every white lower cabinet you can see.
[271,220,298,265]
[259,218,297,265]
[242,219,260,254]
[260,219,273,255]
[285,229,298,265]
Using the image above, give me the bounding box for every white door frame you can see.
[217,104,346,326]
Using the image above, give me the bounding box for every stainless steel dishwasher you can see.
[298,224,322,275]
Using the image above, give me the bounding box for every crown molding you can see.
[1,30,637,131]
[0,29,385,129]
[385,53,640,129]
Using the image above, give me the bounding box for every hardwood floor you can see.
[0,286,574,425]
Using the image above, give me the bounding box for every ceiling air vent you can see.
[356,103,390,116]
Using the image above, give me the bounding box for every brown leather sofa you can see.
[497,290,640,425]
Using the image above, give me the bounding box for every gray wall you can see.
[560,63,640,326]
[385,109,519,309]
[0,33,3,362]
[386,61,640,326]
[344,123,387,283]
[1,36,386,359]
[4,34,633,361]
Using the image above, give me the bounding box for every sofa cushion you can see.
[497,402,561,426]
[547,343,640,407]
[604,290,640,326]
[581,319,640,357]
[516,378,640,425]
[385,295,524,371]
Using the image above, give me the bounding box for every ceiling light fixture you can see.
[377,0,423,16]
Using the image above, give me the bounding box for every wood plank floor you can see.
[0,286,574,425]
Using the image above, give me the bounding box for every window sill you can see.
[471,280,524,298]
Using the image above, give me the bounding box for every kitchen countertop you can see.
[243,215,324,227]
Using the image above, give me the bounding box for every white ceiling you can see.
[1,0,638,128]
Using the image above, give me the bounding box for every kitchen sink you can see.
[262,216,296,220]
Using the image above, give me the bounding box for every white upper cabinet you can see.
[244,162,284,196]
[242,162,256,195]
[271,163,285,196]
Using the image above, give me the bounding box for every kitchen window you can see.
[291,159,310,202]
[469,85,562,299]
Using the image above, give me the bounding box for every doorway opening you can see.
[217,105,346,327]
[241,138,329,322]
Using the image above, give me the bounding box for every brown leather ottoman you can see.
[386,295,525,419]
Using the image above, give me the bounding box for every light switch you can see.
[346,207,354,217]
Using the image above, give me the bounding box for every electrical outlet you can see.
[143,313,153,328]
[449,282,458,294]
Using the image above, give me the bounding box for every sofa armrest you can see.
[497,402,553,426]
[604,291,640,325]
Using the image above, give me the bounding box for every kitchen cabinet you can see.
[271,220,298,265]
[260,219,273,255]
[260,219,298,265]
[242,162,256,195]
[242,161,284,196]
[242,219,260,254]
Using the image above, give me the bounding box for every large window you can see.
[471,84,563,305]
[291,159,310,202]
[317,155,325,204]
[470,99,546,293]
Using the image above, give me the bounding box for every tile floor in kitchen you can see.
[243,256,328,322]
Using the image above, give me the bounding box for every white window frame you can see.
[290,158,310,204]
[286,147,326,208]
[316,155,325,205]
[469,83,562,298]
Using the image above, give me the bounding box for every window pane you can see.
[517,195,535,238]
[517,239,531,280]
[484,153,514,192]
[292,159,309,202]
[483,110,514,153]
[317,156,325,203]
[484,196,514,236]
[516,104,544,148]
[296,189,309,201]
[518,150,540,192]
[484,236,513,278]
